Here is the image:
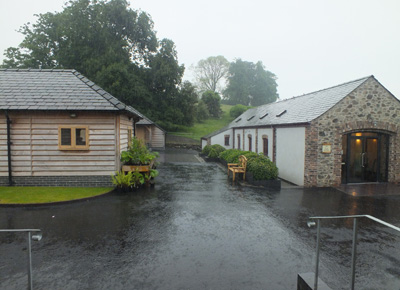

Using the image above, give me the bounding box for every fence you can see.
[0,229,42,290]
[307,215,400,290]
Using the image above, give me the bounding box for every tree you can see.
[193,55,229,93]
[1,0,198,129]
[201,90,222,118]
[196,100,210,122]
[2,0,158,72]
[224,59,279,106]
[230,104,250,119]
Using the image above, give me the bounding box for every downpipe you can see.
[5,111,13,186]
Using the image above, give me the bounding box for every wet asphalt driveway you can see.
[1,148,400,289]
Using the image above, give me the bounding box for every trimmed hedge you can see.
[202,144,226,158]
[220,149,278,180]
[247,155,278,180]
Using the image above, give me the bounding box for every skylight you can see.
[235,118,242,123]
[259,113,268,119]
[247,116,255,121]
[276,110,287,117]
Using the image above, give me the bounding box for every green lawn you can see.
[0,186,113,204]
[170,104,234,140]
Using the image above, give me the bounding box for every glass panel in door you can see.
[348,138,363,183]
[364,138,378,182]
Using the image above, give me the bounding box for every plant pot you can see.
[122,165,150,173]
[219,159,228,167]
[245,172,281,190]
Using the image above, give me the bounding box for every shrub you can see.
[211,144,226,156]
[121,137,158,165]
[219,149,243,163]
[111,170,145,190]
[208,148,219,158]
[247,155,278,180]
[202,145,212,156]
[230,104,250,119]
[242,151,259,161]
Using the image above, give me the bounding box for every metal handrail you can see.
[0,229,42,290]
[307,215,400,290]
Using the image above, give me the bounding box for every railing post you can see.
[27,231,33,290]
[351,218,358,290]
[314,219,321,290]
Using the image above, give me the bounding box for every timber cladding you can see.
[0,111,133,182]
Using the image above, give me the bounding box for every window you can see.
[276,110,287,117]
[58,126,89,150]
[262,136,268,156]
[224,135,230,146]
[237,135,241,150]
[248,135,252,151]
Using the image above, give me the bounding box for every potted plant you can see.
[117,137,159,188]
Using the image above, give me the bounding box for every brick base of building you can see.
[0,176,113,187]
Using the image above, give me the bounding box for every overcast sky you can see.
[1,0,399,100]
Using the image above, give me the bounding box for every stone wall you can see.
[304,77,400,187]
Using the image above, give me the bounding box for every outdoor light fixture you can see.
[307,220,316,228]
[70,113,77,118]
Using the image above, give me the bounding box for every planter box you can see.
[122,165,150,173]
[219,159,228,167]
[245,172,281,190]
[204,157,220,162]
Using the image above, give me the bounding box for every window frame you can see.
[58,125,89,150]
[224,135,230,146]
[248,134,252,151]
[262,136,269,156]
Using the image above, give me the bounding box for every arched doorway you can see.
[342,132,389,183]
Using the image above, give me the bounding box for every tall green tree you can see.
[224,59,279,106]
[193,55,229,94]
[1,0,198,128]
[201,90,222,118]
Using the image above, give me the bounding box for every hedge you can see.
[219,149,278,180]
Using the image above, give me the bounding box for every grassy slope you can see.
[0,187,113,204]
[170,104,234,141]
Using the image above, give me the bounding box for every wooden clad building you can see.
[0,69,142,187]
[136,116,166,150]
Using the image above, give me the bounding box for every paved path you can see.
[0,149,400,289]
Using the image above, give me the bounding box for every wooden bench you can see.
[228,155,247,182]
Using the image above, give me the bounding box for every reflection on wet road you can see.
[0,149,400,289]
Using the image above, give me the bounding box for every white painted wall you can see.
[201,139,208,149]
[210,129,233,149]
[243,128,256,152]
[276,127,306,186]
[257,128,273,158]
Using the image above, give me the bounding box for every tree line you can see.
[1,0,279,130]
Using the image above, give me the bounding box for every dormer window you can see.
[276,110,287,117]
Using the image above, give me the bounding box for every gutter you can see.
[5,111,13,186]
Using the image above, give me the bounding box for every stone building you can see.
[202,76,400,187]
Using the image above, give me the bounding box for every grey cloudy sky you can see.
[1,0,400,100]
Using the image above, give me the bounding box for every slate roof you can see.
[203,76,372,138]
[136,113,166,132]
[0,69,141,118]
